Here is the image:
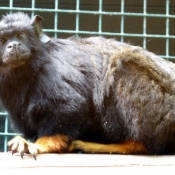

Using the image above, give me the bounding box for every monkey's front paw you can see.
[8,136,28,158]
[8,136,38,160]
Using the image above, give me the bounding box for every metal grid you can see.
[0,0,175,152]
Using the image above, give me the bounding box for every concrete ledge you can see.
[1,152,175,174]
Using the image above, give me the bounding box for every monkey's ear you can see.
[31,15,50,43]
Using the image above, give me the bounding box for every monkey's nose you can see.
[7,42,21,50]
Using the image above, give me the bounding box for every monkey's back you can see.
[64,37,175,154]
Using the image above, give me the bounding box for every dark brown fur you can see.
[1,13,175,157]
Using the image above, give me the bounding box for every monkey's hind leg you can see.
[68,140,148,154]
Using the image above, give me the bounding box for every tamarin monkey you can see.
[0,12,175,159]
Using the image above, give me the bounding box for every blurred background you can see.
[0,0,175,152]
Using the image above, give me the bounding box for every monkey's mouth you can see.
[2,48,30,63]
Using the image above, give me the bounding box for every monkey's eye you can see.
[17,32,27,40]
[0,39,5,45]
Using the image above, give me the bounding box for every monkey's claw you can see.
[8,136,38,160]
[33,153,37,160]
[20,152,24,159]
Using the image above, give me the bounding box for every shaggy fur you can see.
[1,12,175,157]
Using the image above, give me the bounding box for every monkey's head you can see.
[0,12,50,65]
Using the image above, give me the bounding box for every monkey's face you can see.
[0,12,50,66]
[0,31,31,64]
